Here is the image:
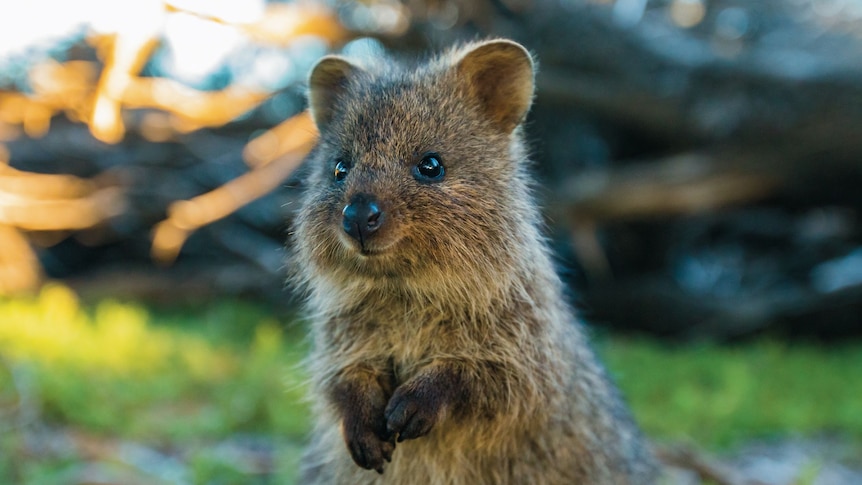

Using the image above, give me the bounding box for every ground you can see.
[0,285,860,484]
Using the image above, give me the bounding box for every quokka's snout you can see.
[341,192,384,248]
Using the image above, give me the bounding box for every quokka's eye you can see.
[334,159,351,182]
[414,153,445,182]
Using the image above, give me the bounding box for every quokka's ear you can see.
[454,40,535,134]
[308,56,363,130]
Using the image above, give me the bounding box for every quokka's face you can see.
[294,41,535,281]
[296,81,508,279]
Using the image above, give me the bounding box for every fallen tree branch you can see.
[559,153,780,223]
[656,444,754,485]
[151,112,316,264]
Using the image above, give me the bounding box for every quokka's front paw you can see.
[343,414,395,474]
[384,382,446,442]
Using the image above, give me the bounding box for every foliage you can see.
[0,285,309,483]
[601,336,862,448]
[0,285,309,440]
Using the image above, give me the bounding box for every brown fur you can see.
[291,39,658,484]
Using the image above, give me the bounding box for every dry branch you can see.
[0,162,125,293]
[0,3,345,294]
[151,112,316,264]
[559,153,780,223]
[656,445,753,485]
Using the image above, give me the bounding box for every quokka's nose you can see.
[342,193,383,244]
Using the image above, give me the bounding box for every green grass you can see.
[1,284,861,483]
[0,285,310,483]
[600,337,862,448]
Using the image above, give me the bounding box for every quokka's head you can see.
[294,40,538,290]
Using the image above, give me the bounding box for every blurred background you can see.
[0,0,860,483]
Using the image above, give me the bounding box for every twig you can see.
[561,153,778,222]
[655,444,755,485]
[151,115,315,264]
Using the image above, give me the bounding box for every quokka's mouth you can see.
[337,230,389,257]
[357,241,398,257]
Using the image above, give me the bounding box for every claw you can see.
[385,385,441,442]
